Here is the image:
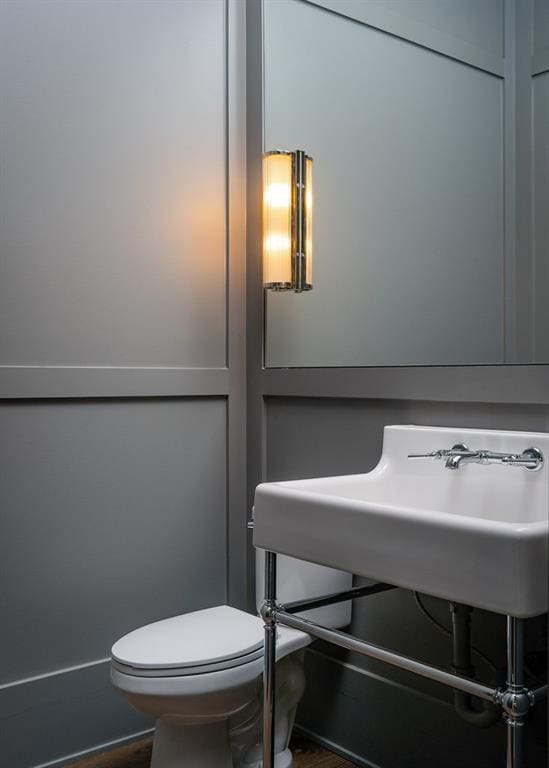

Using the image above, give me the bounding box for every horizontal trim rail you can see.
[261,365,549,405]
[0,366,229,399]
[281,582,396,614]
[277,609,497,702]
[0,657,109,692]
[34,728,155,768]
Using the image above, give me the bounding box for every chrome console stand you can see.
[261,551,547,768]
[502,618,527,768]
[261,551,277,768]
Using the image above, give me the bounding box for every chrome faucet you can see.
[444,444,482,470]
[407,443,544,471]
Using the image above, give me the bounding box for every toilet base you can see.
[241,747,293,768]
[231,654,304,767]
[276,747,293,768]
[150,717,293,768]
[151,718,232,768]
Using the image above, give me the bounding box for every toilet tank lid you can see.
[111,605,264,670]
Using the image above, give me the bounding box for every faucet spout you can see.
[445,451,480,470]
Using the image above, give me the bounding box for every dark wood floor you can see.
[68,733,356,768]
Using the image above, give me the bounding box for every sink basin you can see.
[253,426,548,617]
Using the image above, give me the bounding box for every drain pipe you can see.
[450,603,500,728]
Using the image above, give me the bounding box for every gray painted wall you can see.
[0,2,247,767]
[1,399,227,684]
[534,0,549,68]
[0,0,226,368]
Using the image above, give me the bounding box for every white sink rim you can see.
[253,425,549,618]
[259,482,547,537]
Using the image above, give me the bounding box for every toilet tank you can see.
[255,548,352,629]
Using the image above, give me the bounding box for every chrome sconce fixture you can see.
[263,150,313,292]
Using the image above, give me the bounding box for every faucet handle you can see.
[407,443,469,461]
[500,447,544,471]
[407,450,445,460]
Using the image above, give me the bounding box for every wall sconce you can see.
[263,150,313,292]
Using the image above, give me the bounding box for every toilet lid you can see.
[111,605,264,671]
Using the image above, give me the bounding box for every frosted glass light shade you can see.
[263,152,293,288]
[263,150,313,292]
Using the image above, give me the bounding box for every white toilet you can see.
[111,551,351,767]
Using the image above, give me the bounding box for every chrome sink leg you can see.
[504,617,527,768]
[262,551,277,768]
[507,720,524,768]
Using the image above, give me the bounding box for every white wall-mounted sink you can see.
[253,426,549,618]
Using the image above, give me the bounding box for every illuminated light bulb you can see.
[265,234,291,252]
[265,183,291,208]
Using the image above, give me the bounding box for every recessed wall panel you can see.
[0,398,227,683]
[534,0,549,60]
[264,0,504,367]
[0,0,226,367]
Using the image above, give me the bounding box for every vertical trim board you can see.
[226,0,248,607]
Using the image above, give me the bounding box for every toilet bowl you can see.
[111,605,311,767]
[111,552,352,767]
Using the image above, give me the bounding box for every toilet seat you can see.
[111,645,265,678]
[112,605,265,677]
[111,608,312,707]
